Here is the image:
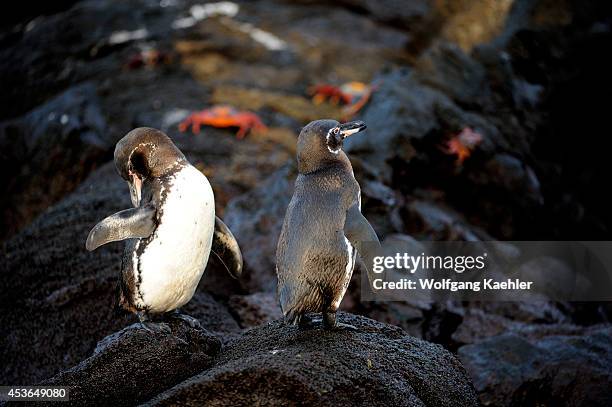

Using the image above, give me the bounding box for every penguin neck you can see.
[298,150,352,175]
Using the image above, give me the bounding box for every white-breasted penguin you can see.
[86,127,243,332]
[276,119,380,330]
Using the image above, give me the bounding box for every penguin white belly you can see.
[137,165,215,313]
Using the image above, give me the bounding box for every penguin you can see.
[86,127,243,333]
[276,119,380,330]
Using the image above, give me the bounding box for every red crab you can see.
[178,105,268,139]
[308,81,378,119]
[441,127,483,165]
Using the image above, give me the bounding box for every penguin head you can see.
[297,119,366,173]
[114,127,186,207]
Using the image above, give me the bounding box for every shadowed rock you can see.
[228,292,283,328]
[0,82,108,240]
[458,325,612,406]
[147,313,479,407]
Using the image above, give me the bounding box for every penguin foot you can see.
[140,321,172,334]
[171,312,202,330]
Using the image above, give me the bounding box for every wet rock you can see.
[228,292,283,328]
[42,321,221,406]
[223,163,296,293]
[0,163,239,385]
[148,313,479,406]
[0,82,108,240]
[458,325,612,406]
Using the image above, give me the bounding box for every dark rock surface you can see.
[228,291,283,328]
[42,321,221,406]
[458,325,612,407]
[0,82,108,240]
[223,164,296,293]
[148,313,479,407]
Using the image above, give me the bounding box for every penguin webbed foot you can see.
[170,311,203,330]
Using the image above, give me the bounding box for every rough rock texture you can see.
[42,321,221,406]
[0,82,108,239]
[458,326,612,406]
[148,313,479,407]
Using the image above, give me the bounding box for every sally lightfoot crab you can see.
[179,105,268,139]
[308,81,378,119]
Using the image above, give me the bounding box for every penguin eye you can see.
[332,127,340,135]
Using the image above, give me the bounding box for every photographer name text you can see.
[370,253,533,292]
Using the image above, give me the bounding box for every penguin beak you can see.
[339,120,366,139]
[128,173,142,207]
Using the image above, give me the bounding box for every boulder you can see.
[42,321,221,406]
[148,313,479,406]
[458,326,612,406]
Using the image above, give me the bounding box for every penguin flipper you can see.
[86,205,157,251]
[344,204,381,285]
[212,216,243,279]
